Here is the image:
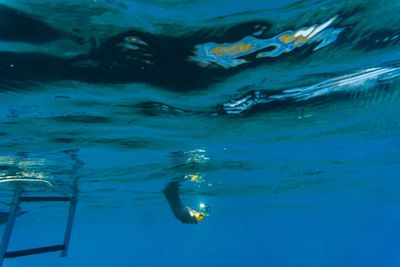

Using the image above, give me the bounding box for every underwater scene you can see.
[0,0,400,266]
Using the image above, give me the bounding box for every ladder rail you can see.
[0,191,78,264]
[0,152,81,265]
[0,188,22,266]
[61,169,79,257]
[5,244,65,258]
[19,196,71,202]
[61,196,77,257]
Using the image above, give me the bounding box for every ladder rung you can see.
[19,196,72,202]
[4,244,65,258]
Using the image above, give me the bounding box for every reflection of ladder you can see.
[0,176,79,267]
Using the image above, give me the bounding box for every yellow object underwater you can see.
[184,173,203,183]
[186,207,206,222]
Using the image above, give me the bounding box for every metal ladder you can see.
[0,176,79,266]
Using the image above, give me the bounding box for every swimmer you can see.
[162,180,209,224]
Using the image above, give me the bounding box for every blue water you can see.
[1,0,400,266]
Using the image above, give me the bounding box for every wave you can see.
[1,2,400,92]
[217,66,400,114]
[129,66,400,116]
